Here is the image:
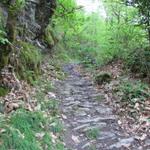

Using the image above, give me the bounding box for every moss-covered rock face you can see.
[14,41,42,84]
[0,7,5,29]
[94,72,112,85]
[45,25,55,47]
[0,0,56,79]
[0,6,9,70]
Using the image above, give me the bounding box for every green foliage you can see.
[52,0,148,70]
[45,25,55,46]
[126,47,150,77]
[0,0,9,5]
[52,0,150,82]
[0,86,10,97]
[117,80,150,105]
[10,110,46,132]
[9,0,26,15]
[53,43,73,63]
[0,9,9,45]
[0,108,64,150]
[94,72,112,85]
[0,127,41,150]
[50,118,64,134]
[86,128,100,139]
[0,30,9,44]
[0,109,51,150]
[126,0,150,30]
[15,41,42,83]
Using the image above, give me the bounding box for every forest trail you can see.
[55,64,138,150]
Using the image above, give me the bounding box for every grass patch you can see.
[50,118,64,134]
[95,95,105,101]
[0,109,49,150]
[0,108,64,150]
[0,86,10,97]
[86,128,100,140]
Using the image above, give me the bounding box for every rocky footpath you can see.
[55,64,145,150]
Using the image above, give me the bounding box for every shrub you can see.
[117,80,150,105]
[94,72,112,85]
[126,47,150,78]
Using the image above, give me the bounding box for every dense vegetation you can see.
[48,0,150,78]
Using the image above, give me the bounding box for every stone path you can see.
[55,64,140,150]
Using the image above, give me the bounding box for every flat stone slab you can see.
[77,116,116,124]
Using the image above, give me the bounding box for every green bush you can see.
[9,0,26,15]
[126,47,150,78]
[94,72,112,85]
[117,80,150,105]
[0,30,9,45]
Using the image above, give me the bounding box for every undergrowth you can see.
[86,128,100,140]
[0,57,65,150]
[116,79,150,105]
[0,109,49,150]
[0,86,10,97]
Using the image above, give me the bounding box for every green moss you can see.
[86,128,100,139]
[94,72,112,85]
[15,41,42,84]
[0,8,9,45]
[45,25,55,46]
[0,86,10,97]
[0,7,4,30]
[9,0,26,16]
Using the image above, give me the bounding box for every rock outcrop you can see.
[0,0,56,42]
[0,0,56,86]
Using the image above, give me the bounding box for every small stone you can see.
[78,116,116,124]
[62,114,67,119]
[47,92,56,98]
[97,132,116,140]
[78,102,93,108]
[74,124,90,131]
[78,108,90,112]
[95,107,112,114]
[145,138,150,147]
[64,101,80,107]
[74,110,87,116]
[81,142,91,149]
